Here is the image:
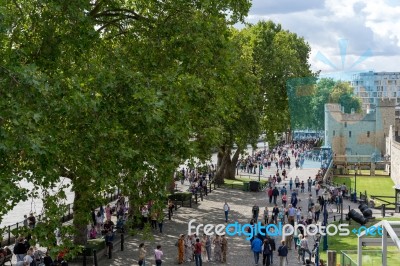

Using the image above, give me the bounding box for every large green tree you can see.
[214,21,314,182]
[0,0,252,252]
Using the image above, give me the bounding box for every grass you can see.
[347,169,389,176]
[319,218,400,264]
[332,175,394,197]
[223,178,268,190]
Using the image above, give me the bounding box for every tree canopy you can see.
[0,0,315,256]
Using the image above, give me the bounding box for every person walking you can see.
[154,245,163,266]
[263,207,269,224]
[262,239,272,266]
[205,235,212,262]
[213,235,222,262]
[277,240,288,266]
[223,201,230,223]
[268,187,273,204]
[201,234,208,262]
[272,205,279,224]
[300,235,312,264]
[307,177,312,193]
[138,243,146,266]
[194,238,202,266]
[221,235,227,263]
[177,234,185,264]
[251,235,262,265]
[273,187,279,205]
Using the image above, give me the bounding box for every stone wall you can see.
[391,140,400,185]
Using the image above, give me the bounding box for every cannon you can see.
[347,209,368,225]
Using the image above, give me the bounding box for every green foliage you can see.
[0,0,252,249]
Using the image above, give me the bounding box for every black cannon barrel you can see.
[348,209,368,225]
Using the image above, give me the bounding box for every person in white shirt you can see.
[223,202,230,223]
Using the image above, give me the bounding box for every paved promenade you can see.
[74,158,373,266]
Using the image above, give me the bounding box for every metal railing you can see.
[341,251,358,266]
[1,190,120,246]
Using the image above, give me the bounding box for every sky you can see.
[245,0,400,79]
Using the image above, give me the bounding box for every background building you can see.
[325,99,396,158]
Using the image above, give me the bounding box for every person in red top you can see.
[194,238,202,266]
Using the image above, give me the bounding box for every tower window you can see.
[367,131,370,138]
[349,131,352,138]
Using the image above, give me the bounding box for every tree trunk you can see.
[215,146,241,183]
[72,181,90,245]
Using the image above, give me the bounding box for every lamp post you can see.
[354,164,357,194]
[258,162,261,182]
[323,190,329,251]
[315,232,322,266]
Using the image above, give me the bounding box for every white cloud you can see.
[245,0,400,75]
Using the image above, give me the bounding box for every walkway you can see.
[71,158,342,266]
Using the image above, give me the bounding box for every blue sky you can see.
[245,0,400,77]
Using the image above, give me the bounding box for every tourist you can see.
[150,211,158,230]
[272,205,279,224]
[307,177,312,192]
[154,245,163,266]
[300,235,312,264]
[23,215,28,228]
[291,193,298,208]
[262,238,272,266]
[95,211,103,233]
[157,214,164,234]
[295,176,300,188]
[267,187,273,204]
[282,193,287,208]
[251,235,262,265]
[43,251,53,266]
[105,204,112,221]
[138,243,146,266]
[265,234,276,265]
[272,187,279,205]
[194,238,202,266]
[205,235,212,262]
[314,201,321,222]
[289,177,293,191]
[263,207,269,224]
[223,201,230,223]
[177,234,185,264]
[277,240,288,266]
[13,237,27,262]
[300,181,305,193]
[17,248,33,266]
[168,199,174,217]
[201,234,208,262]
[89,225,97,239]
[296,234,303,263]
[185,235,193,262]
[315,182,321,196]
[221,235,227,263]
[213,235,222,262]
[287,204,296,226]
[141,206,149,226]
[27,213,36,229]
[296,207,302,223]
[252,204,259,222]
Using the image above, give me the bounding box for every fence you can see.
[1,190,120,246]
[341,251,358,266]
[341,250,400,266]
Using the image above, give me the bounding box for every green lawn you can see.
[347,169,389,176]
[319,218,400,264]
[332,175,394,197]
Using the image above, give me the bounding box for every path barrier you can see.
[1,189,121,246]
